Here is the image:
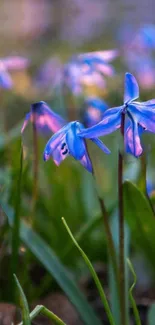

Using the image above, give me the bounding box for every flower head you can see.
[21,101,110,172]
[43,121,110,172]
[83,97,108,127]
[21,101,66,135]
[80,73,155,157]
[0,56,29,89]
[63,49,118,95]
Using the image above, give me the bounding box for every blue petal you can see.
[21,101,66,135]
[78,50,118,63]
[79,106,123,139]
[125,116,143,157]
[84,97,108,127]
[135,99,155,107]
[66,122,86,160]
[80,151,93,173]
[21,112,31,133]
[91,138,111,154]
[129,103,155,133]
[0,70,13,89]
[124,73,139,104]
[43,126,69,161]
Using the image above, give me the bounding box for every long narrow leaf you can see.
[62,217,116,325]
[127,259,142,325]
[1,202,102,325]
[19,305,67,325]
[14,274,31,325]
[148,304,155,325]
[124,181,155,270]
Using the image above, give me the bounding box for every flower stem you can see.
[118,113,127,325]
[86,140,120,306]
[32,121,39,225]
[97,196,119,284]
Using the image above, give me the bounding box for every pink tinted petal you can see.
[96,63,114,76]
[80,151,93,173]
[81,71,106,88]
[125,119,143,157]
[52,141,69,166]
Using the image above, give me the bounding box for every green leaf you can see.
[1,203,102,325]
[19,305,67,325]
[14,274,31,325]
[62,217,116,325]
[148,303,155,325]
[127,259,142,325]
[123,181,155,270]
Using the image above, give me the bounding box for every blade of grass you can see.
[18,305,67,325]
[127,258,142,325]
[1,202,102,325]
[62,217,116,325]
[14,274,31,325]
[10,147,23,302]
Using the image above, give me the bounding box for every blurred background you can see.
[0,1,155,324]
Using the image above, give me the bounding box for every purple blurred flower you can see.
[119,24,155,89]
[83,97,108,127]
[80,73,155,157]
[0,56,29,89]
[63,50,118,95]
[43,121,110,173]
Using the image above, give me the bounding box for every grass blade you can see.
[14,274,31,325]
[1,202,102,325]
[127,258,142,325]
[18,305,67,325]
[62,217,116,325]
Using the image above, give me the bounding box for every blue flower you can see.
[63,50,118,95]
[83,97,108,127]
[21,101,66,135]
[43,121,110,173]
[0,56,29,89]
[79,73,155,157]
[21,101,110,172]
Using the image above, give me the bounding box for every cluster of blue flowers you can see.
[22,51,155,173]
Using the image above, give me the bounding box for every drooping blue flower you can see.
[21,101,110,172]
[83,97,108,127]
[63,49,118,95]
[21,101,66,135]
[43,121,110,173]
[79,73,155,157]
[0,56,29,89]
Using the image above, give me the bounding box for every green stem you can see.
[32,121,39,225]
[118,113,127,325]
[62,217,116,325]
[18,305,67,325]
